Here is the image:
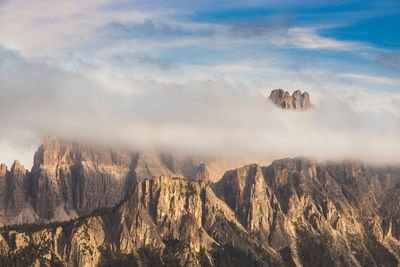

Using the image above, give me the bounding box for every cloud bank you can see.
[0,0,399,168]
[1,46,400,168]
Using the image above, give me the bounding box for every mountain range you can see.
[0,137,253,225]
[1,90,399,266]
[0,137,399,266]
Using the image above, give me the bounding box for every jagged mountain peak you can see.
[0,164,7,177]
[1,140,400,266]
[1,159,400,266]
[10,160,25,174]
[0,137,216,224]
[268,89,313,110]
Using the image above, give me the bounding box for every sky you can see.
[0,0,399,169]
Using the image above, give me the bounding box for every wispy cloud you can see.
[377,50,400,69]
[1,45,400,168]
[100,19,216,40]
[337,73,399,85]
[229,13,291,37]
[0,0,399,167]
[269,27,360,50]
[0,0,384,58]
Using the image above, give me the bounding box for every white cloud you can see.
[0,0,375,61]
[0,0,399,169]
[0,0,157,56]
[337,73,399,85]
[1,46,400,169]
[278,27,361,50]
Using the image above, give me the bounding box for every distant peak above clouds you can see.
[268,89,313,110]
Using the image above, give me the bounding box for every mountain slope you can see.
[215,158,400,266]
[0,158,399,266]
[1,137,241,225]
[0,176,281,266]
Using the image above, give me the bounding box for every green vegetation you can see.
[279,246,296,267]
[98,243,183,267]
[0,205,119,267]
[98,247,138,267]
[162,238,186,267]
[210,243,261,267]
[0,219,74,234]
[184,183,196,197]
[361,218,398,267]
[353,246,375,267]
[138,245,163,266]
[137,238,264,267]
[201,242,276,267]
[138,238,188,267]
[295,223,335,267]
[197,246,212,267]
[0,242,64,267]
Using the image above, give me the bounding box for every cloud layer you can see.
[0,0,399,168]
[1,46,400,168]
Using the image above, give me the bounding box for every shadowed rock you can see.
[1,159,400,266]
[268,89,313,110]
[0,137,217,225]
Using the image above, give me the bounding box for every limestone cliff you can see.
[215,158,400,266]
[1,158,399,266]
[0,138,252,225]
[0,176,281,266]
[0,161,36,225]
[268,89,313,110]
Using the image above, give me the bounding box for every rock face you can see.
[215,159,400,266]
[0,137,248,225]
[30,137,142,221]
[0,161,36,225]
[0,158,400,266]
[268,89,313,110]
[0,176,281,267]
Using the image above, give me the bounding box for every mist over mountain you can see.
[1,1,399,168]
[0,137,266,225]
[1,55,400,167]
[1,0,399,266]
[268,89,313,110]
[1,139,400,266]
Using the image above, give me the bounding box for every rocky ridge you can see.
[0,158,399,266]
[268,89,313,110]
[0,137,258,226]
[0,137,212,225]
[0,160,36,225]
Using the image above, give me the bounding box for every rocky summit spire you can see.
[10,160,25,174]
[268,89,313,110]
[0,164,7,177]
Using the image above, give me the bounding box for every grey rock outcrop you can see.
[215,158,400,266]
[268,89,313,110]
[0,137,226,225]
[1,158,400,266]
[30,137,136,220]
[0,161,36,225]
[0,176,281,266]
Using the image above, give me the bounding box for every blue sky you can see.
[102,0,400,84]
[0,0,400,167]
[1,0,399,81]
[187,0,400,72]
